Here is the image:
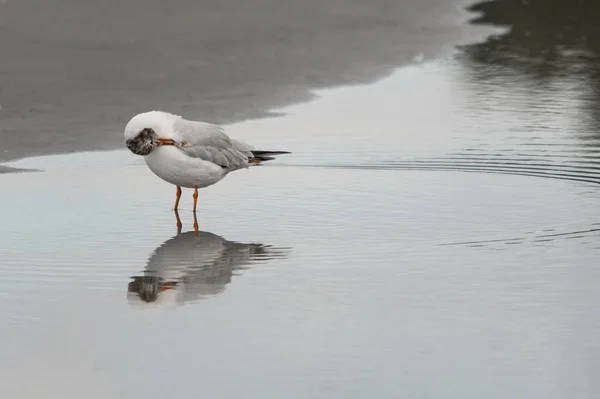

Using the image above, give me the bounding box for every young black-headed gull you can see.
[124,110,290,218]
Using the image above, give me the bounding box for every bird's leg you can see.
[192,185,199,236]
[192,185,199,212]
[174,209,182,234]
[192,210,199,237]
[174,186,182,211]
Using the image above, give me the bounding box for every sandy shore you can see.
[0,0,490,163]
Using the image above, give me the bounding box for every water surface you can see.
[2,0,600,397]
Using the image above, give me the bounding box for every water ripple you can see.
[277,149,600,186]
[439,224,600,248]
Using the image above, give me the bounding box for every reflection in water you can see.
[463,0,600,132]
[127,229,289,308]
[361,0,600,187]
[271,2,600,188]
[465,0,600,71]
[174,208,197,236]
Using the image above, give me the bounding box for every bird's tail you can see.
[248,150,291,164]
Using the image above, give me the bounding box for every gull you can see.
[124,110,290,229]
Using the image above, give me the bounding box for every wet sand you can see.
[0,0,492,163]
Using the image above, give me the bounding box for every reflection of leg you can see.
[174,209,183,234]
[193,210,199,237]
[192,185,198,212]
[174,186,182,211]
[192,185,199,236]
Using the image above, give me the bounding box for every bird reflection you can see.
[127,223,289,308]
[174,208,196,236]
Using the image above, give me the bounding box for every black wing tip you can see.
[251,150,291,156]
[248,150,290,164]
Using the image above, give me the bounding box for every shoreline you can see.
[0,0,496,165]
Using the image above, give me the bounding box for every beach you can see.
[1,0,600,398]
[0,0,488,163]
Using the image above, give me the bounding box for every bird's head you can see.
[124,111,178,156]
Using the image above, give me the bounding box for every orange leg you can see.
[192,185,199,236]
[174,186,182,211]
[192,185,199,212]
[192,210,199,237]
[174,209,182,234]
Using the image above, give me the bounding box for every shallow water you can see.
[2,50,600,397]
[3,1,600,396]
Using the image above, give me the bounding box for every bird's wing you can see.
[172,119,253,169]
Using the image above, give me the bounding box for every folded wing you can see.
[173,118,253,170]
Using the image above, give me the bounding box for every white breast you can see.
[144,146,226,189]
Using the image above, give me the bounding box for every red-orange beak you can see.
[159,282,178,292]
[157,137,175,145]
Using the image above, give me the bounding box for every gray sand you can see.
[0,0,488,163]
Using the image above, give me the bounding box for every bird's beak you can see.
[160,282,178,292]
[157,137,175,146]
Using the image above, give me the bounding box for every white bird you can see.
[123,110,290,225]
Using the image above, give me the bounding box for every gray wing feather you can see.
[231,139,254,154]
[174,119,253,170]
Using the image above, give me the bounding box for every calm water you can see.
[2,1,600,398]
